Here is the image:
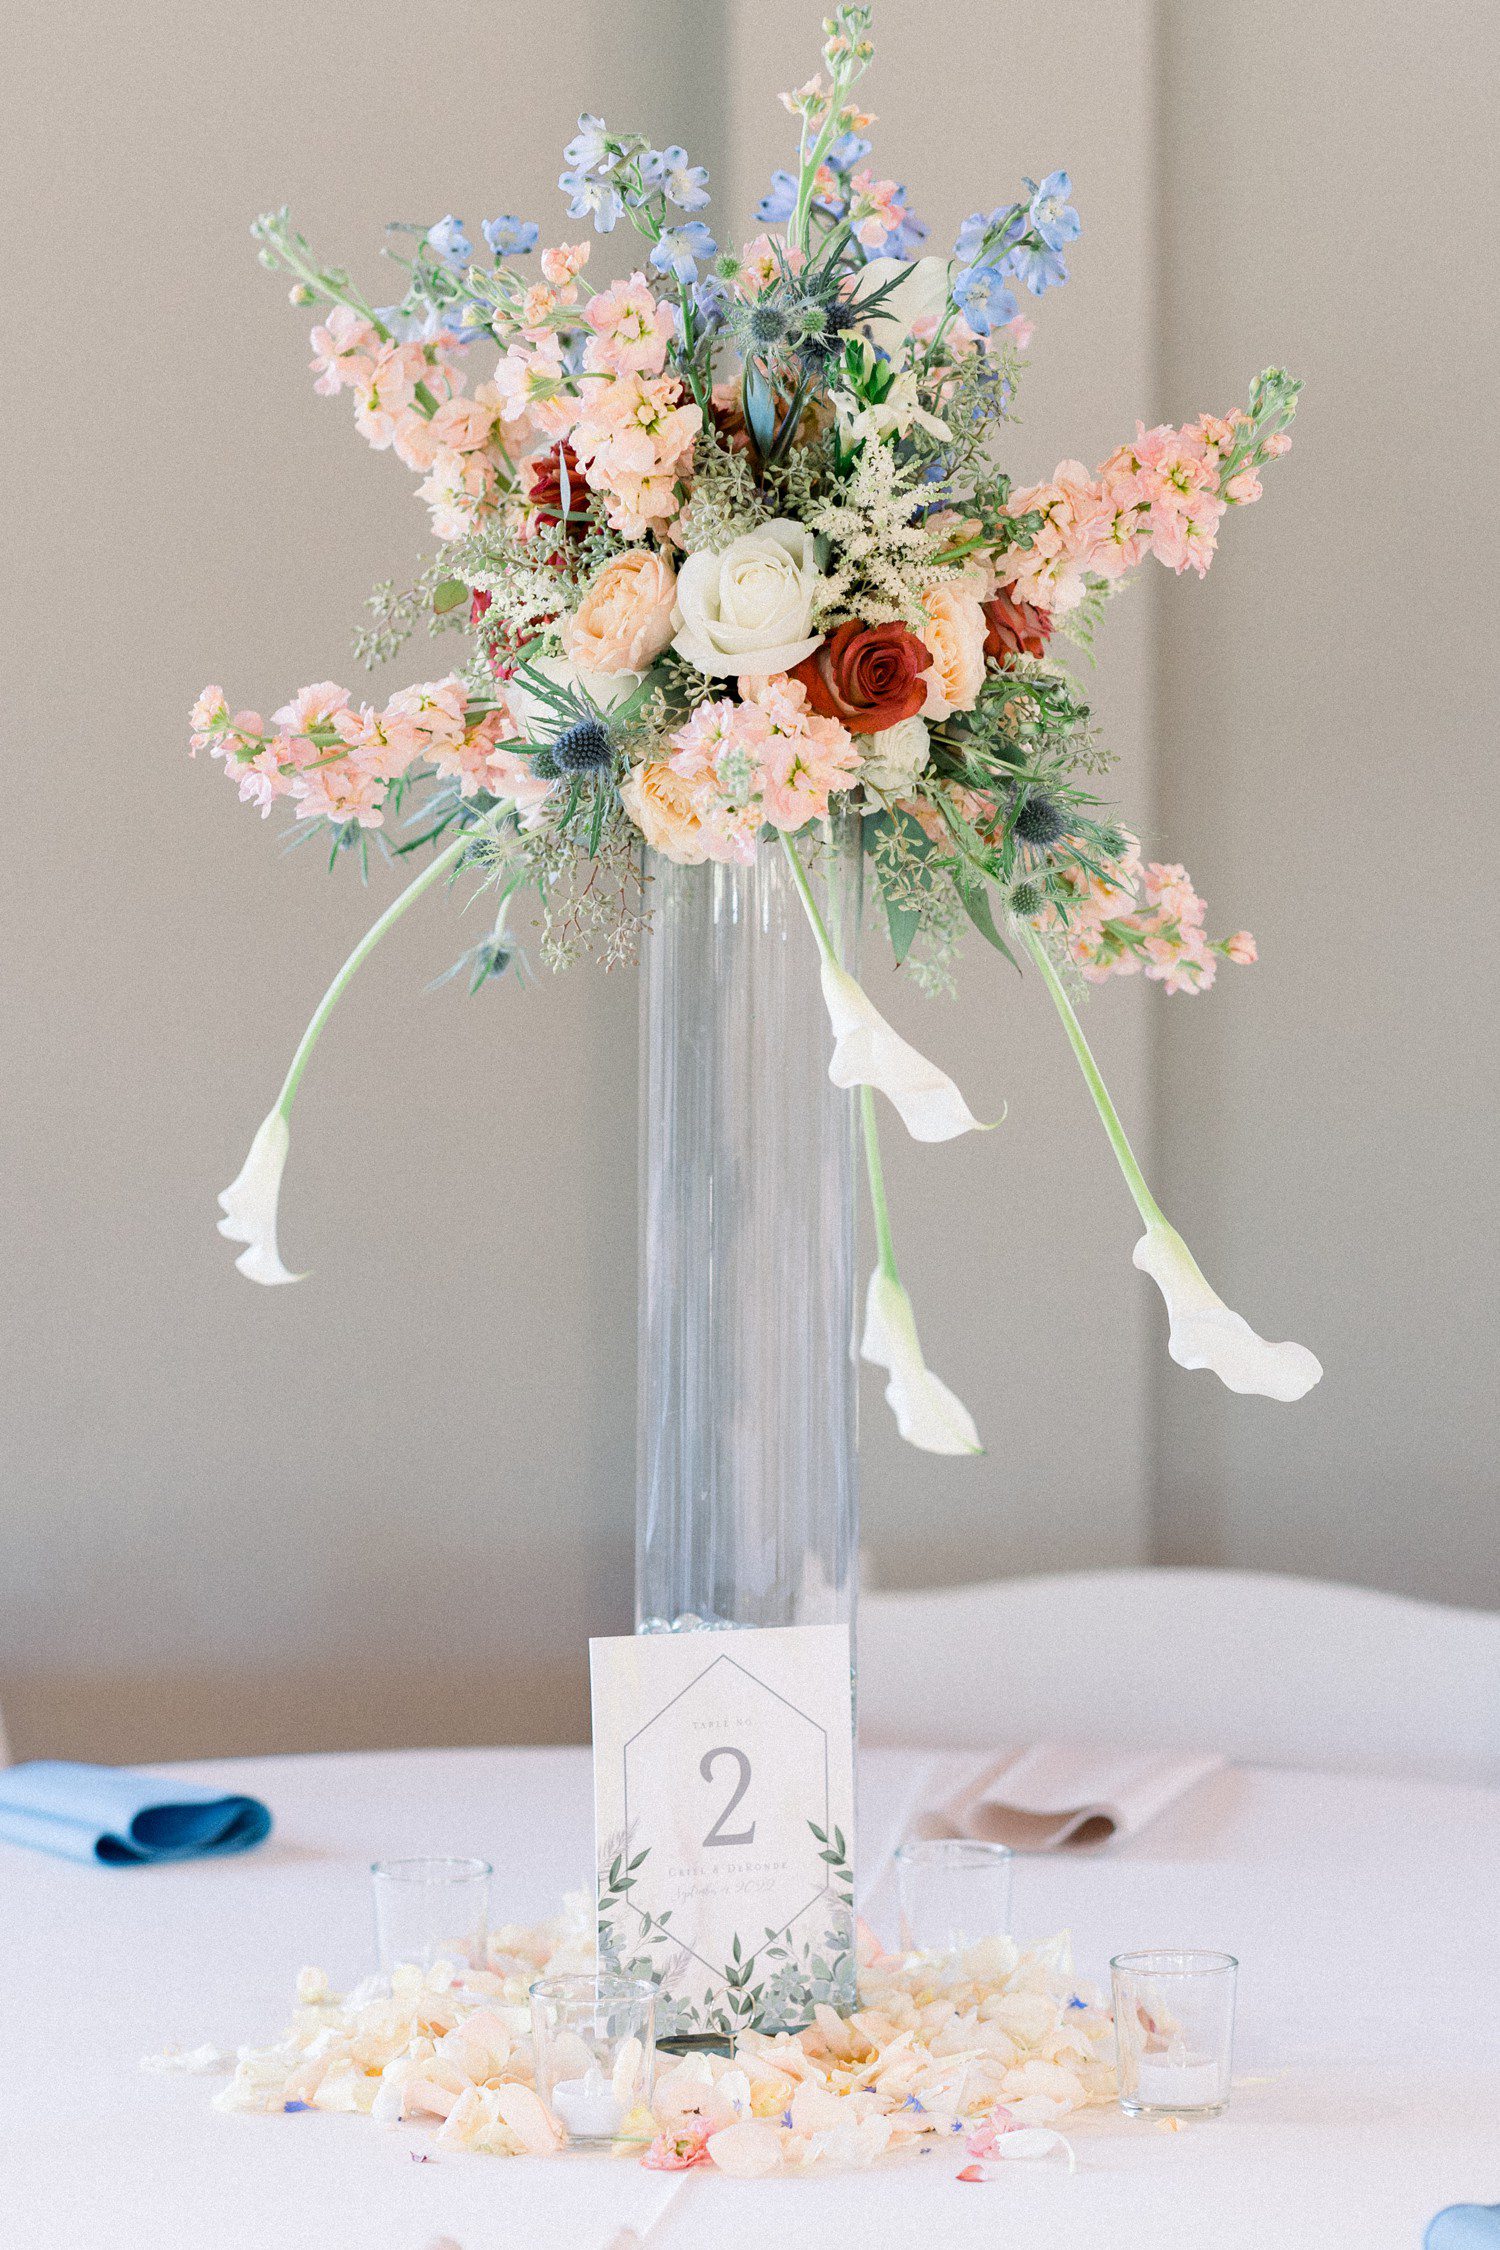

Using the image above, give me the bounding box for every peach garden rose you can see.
[561,550,678,673]
[918,582,989,719]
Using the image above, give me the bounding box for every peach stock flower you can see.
[561,550,678,673]
[583,274,676,377]
[918,583,988,718]
[539,240,590,287]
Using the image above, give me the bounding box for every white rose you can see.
[503,655,642,743]
[671,520,824,678]
[858,716,931,796]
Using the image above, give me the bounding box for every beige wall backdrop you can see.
[2,0,1494,1760]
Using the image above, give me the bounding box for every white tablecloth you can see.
[3,1745,1497,2248]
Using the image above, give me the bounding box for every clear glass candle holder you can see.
[529,1973,657,2149]
[1111,1949,1238,2117]
[894,1837,1014,1951]
[370,1856,491,1977]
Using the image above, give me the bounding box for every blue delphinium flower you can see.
[951,260,1019,335]
[826,130,872,173]
[559,172,623,232]
[1028,169,1081,251]
[642,145,711,211]
[954,203,1025,266]
[1004,240,1069,295]
[563,113,614,173]
[690,274,731,328]
[650,221,717,284]
[425,216,472,270]
[482,214,539,258]
[756,168,799,224]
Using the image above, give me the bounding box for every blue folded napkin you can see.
[1427,2209,1500,2249]
[0,1760,272,1865]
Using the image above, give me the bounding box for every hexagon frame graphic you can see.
[621,1652,833,1976]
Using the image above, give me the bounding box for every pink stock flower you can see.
[308,306,380,396]
[847,169,905,249]
[418,449,501,540]
[642,2121,714,2171]
[539,241,590,287]
[353,342,429,448]
[570,370,700,536]
[736,234,800,296]
[965,2106,1020,2160]
[272,681,353,757]
[234,746,294,817]
[583,275,676,377]
[492,336,580,441]
[1032,839,1251,995]
[188,686,229,750]
[999,461,1112,615]
[744,674,859,831]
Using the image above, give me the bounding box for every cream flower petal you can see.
[819,959,987,1141]
[217,1110,303,1286]
[705,2117,783,2177]
[862,1268,983,1456]
[850,254,952,344]
[1134,1221,1322,1402]
[503,656,642,741]
[671,627,824,678]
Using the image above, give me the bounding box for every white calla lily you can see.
[781,831,990,1141]
[1019,921,1322,1403]
[217,811,503,1286]
[1134,1221,1322,1402]
[217,1109,302,1285]
[862,1267,982,1455]
[850,254,952,346]
[818,956,986,1141]
[502,655,643,743]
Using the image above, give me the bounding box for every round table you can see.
[4,1745,1497,2247]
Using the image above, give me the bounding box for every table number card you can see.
[589,1623,856,2038]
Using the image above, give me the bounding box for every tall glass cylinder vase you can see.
[636,811,862,1641]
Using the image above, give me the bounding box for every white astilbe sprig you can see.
[809,442,946,627]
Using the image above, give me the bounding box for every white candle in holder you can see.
[1133,2055,1227,2109]
[549,2065,626,2140]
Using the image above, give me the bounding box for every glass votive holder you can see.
[1111,1949,1238,2117]
[529,1972,657,2150]
[370,1856,491,1977]
[894,1837,1014,1951]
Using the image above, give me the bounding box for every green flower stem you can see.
[782,828,900,1291]
[1020,919,1165,1231]
[779,826,836,956]
[860,1085,899,1282]
[275,820,491,1118]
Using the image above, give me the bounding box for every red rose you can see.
[791,621,932,731]
[982,590,1053,666]
[518,441,584,539]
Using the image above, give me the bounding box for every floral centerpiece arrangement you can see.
[194,3,1320,1445]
